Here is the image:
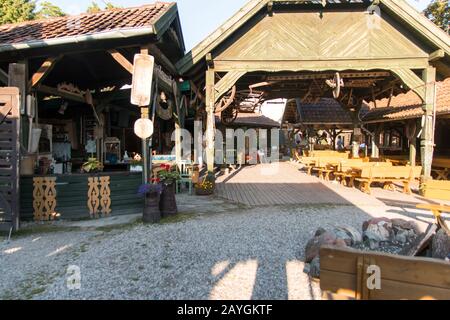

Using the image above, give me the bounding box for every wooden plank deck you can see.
[216,163,352,206]
[215,163,450,208]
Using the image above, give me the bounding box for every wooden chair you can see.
[176,160,193,195]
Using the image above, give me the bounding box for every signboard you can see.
[134,118,154,139]
[131,54,155,106]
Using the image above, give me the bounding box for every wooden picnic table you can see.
[432,158,450,180]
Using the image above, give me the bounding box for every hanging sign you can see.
[134,118,154,139]
[131,54,155,106]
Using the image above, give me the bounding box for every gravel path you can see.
[0,189,438,300]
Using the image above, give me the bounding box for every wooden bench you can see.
[333,159,365,186]
[311,156,349,181]
[432,158,450,181]
[417,179,450,236]
[336,161,392,188]
[320,245,450,300]
[355,166,422,195]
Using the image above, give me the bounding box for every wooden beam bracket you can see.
[107,49,134,74]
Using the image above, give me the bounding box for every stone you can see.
[304,231,337,263]
[334,226,362,246]
[363,221,391,243]
[391,218,420,234]
[363,217,392,231]
[314,227,327,237]
[432,229,450,260]
[309,257,321,279]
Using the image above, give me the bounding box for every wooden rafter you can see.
[29,56,62,89]
[107,49,134,74]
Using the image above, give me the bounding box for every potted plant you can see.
[130,154,143,172]
[138,183,163,223]
[82,158,103,173]
[157,165,180,217]
[195,172,216,195]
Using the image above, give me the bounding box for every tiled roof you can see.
[216,112,280,128]
[362,77,450,122]
[0,2,174,46]
[284,98,354,124]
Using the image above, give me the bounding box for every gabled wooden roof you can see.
[176,0,450,75]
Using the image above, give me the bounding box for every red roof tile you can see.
[0,2,174,46]
[363,78,450,122]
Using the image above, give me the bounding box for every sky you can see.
[39,0,433,52]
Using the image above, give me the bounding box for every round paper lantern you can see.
[134,118,154,139]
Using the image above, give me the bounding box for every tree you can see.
[36,1,66,19]
[86,1,101,14]
[0,0,36,25]
[424,0,449,33]
[86,1,119,14]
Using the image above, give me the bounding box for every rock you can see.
[432,229,450,259]
[314,227,327,237]
[309,257,321,279]
[304,231,337,263]
[334,226,362,246]
[394,229,410,244]
[334,238,348,248]
[363,221,391,243]
[363,217,392,231]
[391,218,420,233]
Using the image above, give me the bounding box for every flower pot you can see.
[159,183,177,217]
[195,187,214,196]
[143,192,161,223]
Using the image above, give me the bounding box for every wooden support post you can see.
[8,62,27,150]
[205,69,215,173]
[420,67,436,180]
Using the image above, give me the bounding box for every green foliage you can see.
[157,169,181,185]
[0,0,65,25]
[86,1,120,14]
[0,0,36,25]
[424,0,449,33]
[82,158,103,173]
[36,1,65,19]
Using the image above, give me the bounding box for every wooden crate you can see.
[320,245,450,300]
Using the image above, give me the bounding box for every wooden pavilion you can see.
[177,0,450,180]
[362,77,450,178]
[0,2,186,230]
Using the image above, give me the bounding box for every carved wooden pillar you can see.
[420,67,436,180]
[205,69,215,173]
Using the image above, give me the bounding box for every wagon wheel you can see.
[326,72,343,99]
[215,85,236,113]
[221,105,239,125]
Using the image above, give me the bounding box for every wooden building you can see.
[362,77,450,176]
[0,3,185,230]
[177,0,450,180]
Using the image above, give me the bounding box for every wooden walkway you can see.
[215,163,353,206]
[215,162,444,208]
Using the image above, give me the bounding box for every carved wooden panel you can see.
[33,177,57,221]
[87,176,111,218]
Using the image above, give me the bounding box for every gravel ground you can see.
[0,194,434,300]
